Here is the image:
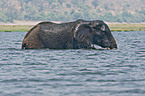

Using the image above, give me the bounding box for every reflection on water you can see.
[0,31,145,96]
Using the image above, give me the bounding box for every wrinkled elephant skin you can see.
[22,19,117,49]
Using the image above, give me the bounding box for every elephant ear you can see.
[74,24,93,48]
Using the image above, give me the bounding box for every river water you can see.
[0,31,145,96]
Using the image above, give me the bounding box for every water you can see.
[0,31,145,96]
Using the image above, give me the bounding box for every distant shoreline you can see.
[0,20,42,25]
[1,20,145,25]
[0,20,145,32]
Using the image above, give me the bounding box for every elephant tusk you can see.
[91,44,96,49]
[91,44,94,48]
[107,47,110,50]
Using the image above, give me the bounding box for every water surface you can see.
[0,31,145,96]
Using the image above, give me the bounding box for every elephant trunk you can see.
[109,36,117,49]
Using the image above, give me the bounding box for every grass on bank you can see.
[108,24,145,32]
[0,24,145,32]
[0,25,33,32]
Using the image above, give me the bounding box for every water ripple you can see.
[1,31,145,96]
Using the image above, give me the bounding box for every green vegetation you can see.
[0,24,145,32]
[108,24,145,32]
[0,0,145,23]
[0,25,33,32]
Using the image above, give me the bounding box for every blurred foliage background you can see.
[0,0,145,23]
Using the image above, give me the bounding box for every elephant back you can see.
[37,21,77,49]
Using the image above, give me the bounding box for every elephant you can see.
[22,19,117,49]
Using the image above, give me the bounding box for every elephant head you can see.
[73,20,117,49]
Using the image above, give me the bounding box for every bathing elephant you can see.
[22,19,117,49]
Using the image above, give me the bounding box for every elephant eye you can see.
[101,25,106,31]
